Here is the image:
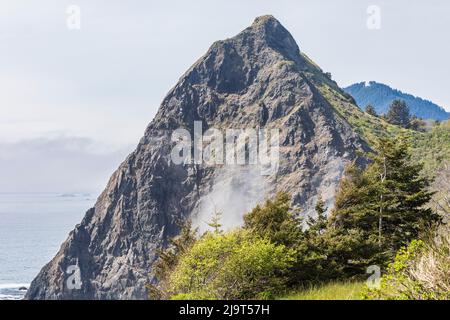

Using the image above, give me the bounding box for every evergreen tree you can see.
[366,137,439,253]
[328,136,440,272]
[243,192,302,247]
[207,210,223,234]
[327,164,381,275]
[298,195,335,281]
[307,195,328,235]
[148,219,198,299]
[365,105,378,117]
[386,100,411,128]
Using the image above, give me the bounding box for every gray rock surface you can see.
[26,15,369,300]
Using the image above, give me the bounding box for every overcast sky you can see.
[1,0,449,193]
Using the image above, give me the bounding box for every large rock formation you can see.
[26,15,369,300]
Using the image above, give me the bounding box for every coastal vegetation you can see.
[149,135,447,300]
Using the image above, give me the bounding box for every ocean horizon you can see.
[0,193,96,300]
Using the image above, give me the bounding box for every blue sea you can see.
[0,193,95,300]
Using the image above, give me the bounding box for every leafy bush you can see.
[364,226,450,300]
[363,240,425,300]
[166,230,296,300]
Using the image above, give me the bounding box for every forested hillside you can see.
[344,82,449,121]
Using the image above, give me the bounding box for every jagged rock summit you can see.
[26,15,369,300]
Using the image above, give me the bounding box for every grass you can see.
[278,281,365,300]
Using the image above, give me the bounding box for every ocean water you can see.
[0,193,95,300]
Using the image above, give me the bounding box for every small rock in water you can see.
[18,287,28,291]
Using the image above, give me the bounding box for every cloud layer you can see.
[0,136,132,193]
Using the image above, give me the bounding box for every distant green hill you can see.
[300,58,450,177]
[344,81,450,121]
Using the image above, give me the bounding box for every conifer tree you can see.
[366,137,439,253]
[328,136,440,270]
[326,164,381,275]
[365,105,378,117]
[207,210,223,234]
[307,195,328,235]
[386,100,411,127]
[243,192,302,247]
[148,220,198,299]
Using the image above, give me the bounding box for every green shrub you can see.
[363,240,425,300]
[364,228,450,300]
[167,230,296,300]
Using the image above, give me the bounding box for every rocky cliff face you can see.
[26,15,369,300]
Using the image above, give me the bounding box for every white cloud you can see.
[0,136,133,193]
